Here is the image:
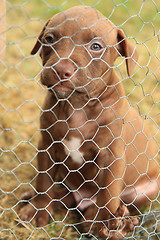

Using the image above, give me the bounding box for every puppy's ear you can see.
[31,20,50,55]
[117,29,138,76]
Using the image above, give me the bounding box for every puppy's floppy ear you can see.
[117,29,138,76]
[31,20,50,55]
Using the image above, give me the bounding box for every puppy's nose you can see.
[54,61,76,80]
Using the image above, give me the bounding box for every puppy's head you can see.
[31,6,138,98]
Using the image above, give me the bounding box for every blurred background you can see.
[0,0,160,239]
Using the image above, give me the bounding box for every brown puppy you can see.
[19,6,160,239]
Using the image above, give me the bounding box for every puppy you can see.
[19,6,160,239]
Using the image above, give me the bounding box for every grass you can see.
[0,0,160,239]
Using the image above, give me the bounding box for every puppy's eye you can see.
[44,34,54,44]
[90,43,102,51]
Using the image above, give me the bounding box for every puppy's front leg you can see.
[96,139,126,216]
[19,136,57,226]
[95,139,138,239]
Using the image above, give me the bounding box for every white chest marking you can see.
[63,137,84,164]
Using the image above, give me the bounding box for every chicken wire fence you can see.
[1,0,160,239]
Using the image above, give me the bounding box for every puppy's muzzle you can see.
[47,60,77,97]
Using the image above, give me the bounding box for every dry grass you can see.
[0,0,160,239]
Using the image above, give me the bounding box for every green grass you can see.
[0,0,160,239]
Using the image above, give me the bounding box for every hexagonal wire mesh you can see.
[0,0,160,239]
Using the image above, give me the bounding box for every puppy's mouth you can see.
[47,79,86,98]
[48,82,75,98]
[53,83,73,92]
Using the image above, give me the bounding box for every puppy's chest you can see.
[63,137,84,164]
[52,106,100,165]
[53,128,99,166]
[55,134,98,166]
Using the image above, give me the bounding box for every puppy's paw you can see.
[19,200,52,227]
[99,205,139,240]
[21,189,35,201]
[19,203,37,224]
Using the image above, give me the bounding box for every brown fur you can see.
[19,6,160,239]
